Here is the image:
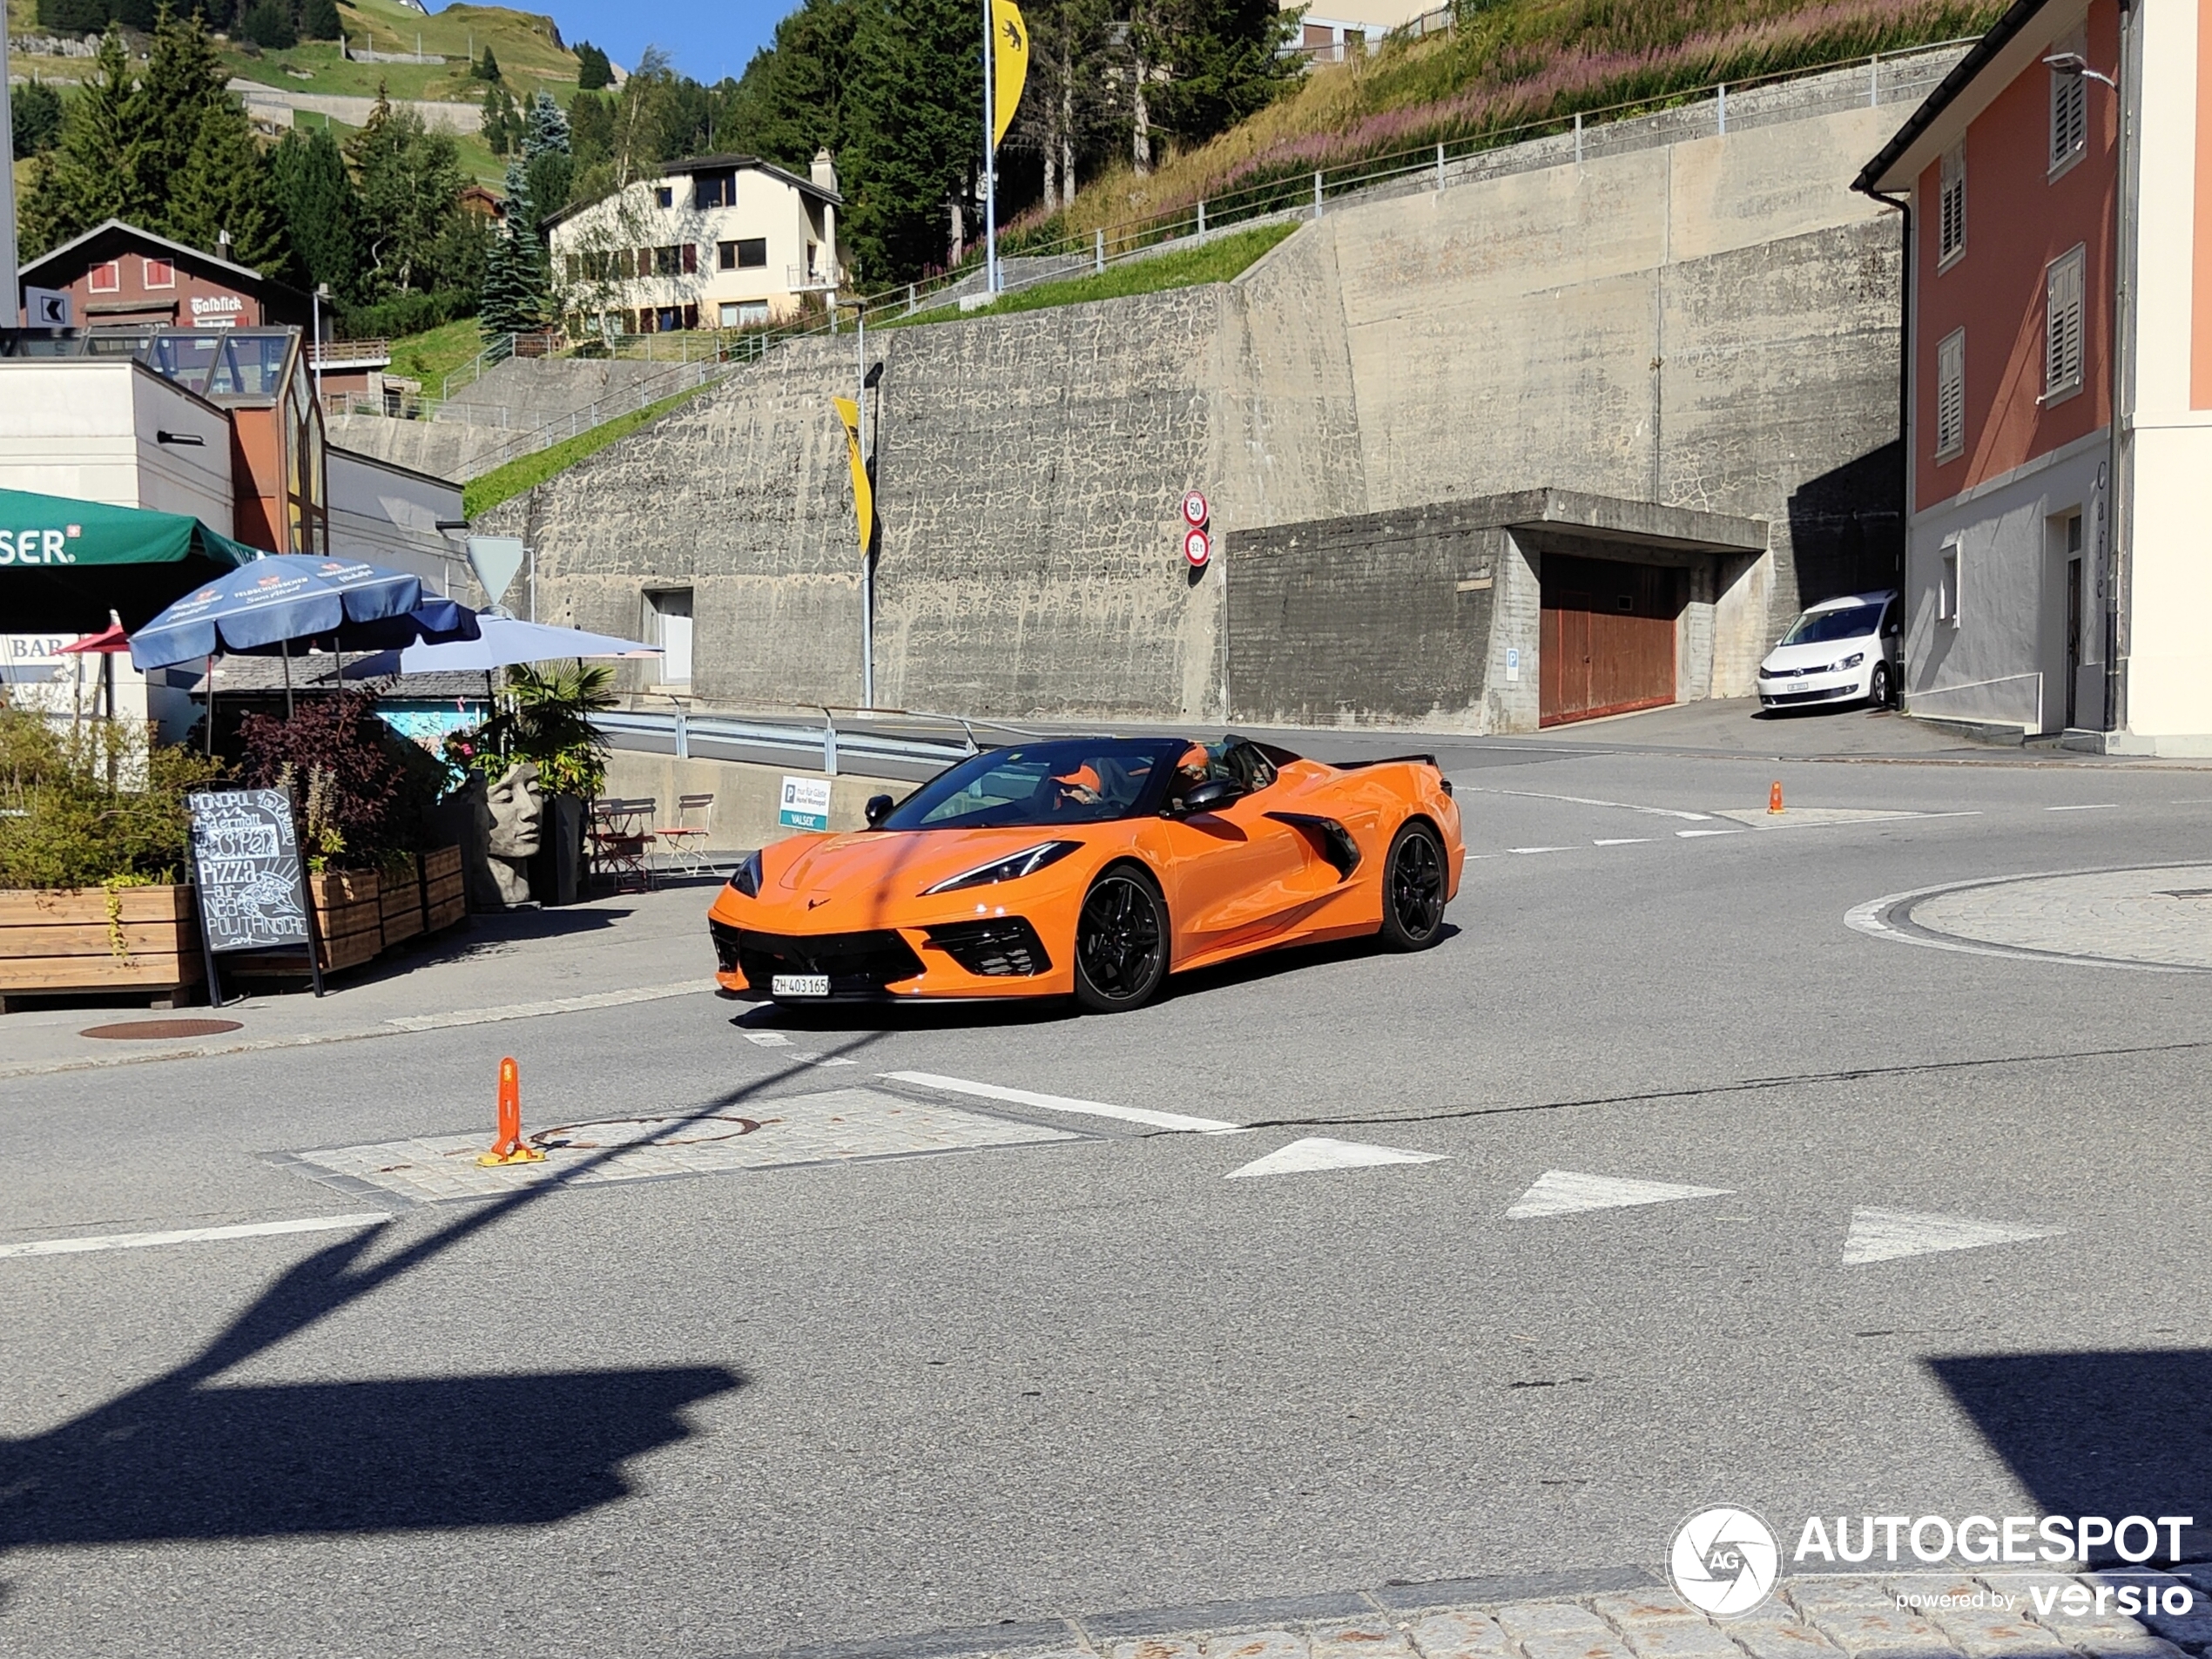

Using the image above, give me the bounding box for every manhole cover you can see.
[79,1019,244,1041]
[526,1114,767,1150]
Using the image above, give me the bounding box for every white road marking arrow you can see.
[1506,1169,1731,1218]
[1225,1136,1447,1178]
[1842,1206,2067,1265]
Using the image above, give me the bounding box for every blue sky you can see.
[433,0,791,84]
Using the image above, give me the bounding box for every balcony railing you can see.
[786,264,843,293]
[307,338,390,367]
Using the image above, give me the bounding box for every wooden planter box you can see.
[233,867,381,978]
[379,857,423,949]
[421,845,465,934]
[0,886,203,1002]
[313,868,383,971]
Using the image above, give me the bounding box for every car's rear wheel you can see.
[1073,867,1169,1013]
[1869,661,1893,709]
[1378,821,1447,951]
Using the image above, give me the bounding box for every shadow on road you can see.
[1926,1348,2212,1564]
[0,1030,891,1551]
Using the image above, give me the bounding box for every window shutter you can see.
[1939,146,1966,263]
[2045,247,2085,398]
[1936,330,1966,460]
[682,243,698,274]
[2050,64,2087,169]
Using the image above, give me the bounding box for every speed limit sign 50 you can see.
[1184,527,1212,567]
[1181,489,1210,528]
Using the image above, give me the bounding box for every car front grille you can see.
[925,917,1051,978]
[1766,685,1857,705]
[719,925,926,995]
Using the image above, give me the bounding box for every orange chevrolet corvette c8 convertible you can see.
[707,735,1464,1013]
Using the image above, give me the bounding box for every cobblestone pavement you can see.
[274,1086,1080,1204]
[771,1570,2212,1659]
[1851,867,2212,971]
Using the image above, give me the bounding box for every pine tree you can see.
[133,9,238,214]
[169,110,286,273]
[475,44,502,82]
[521,90,574,218]
[20,27,138,253]
[10,78,66,160]
[480,82,520,155]
[300,0,341,39]
[1130,0,1295,159]
[270,125,363,297]
[574,40,615,91]
[480,158,550,339]
[841,0,978,283]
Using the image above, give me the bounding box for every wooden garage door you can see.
[1540,556,1679,726]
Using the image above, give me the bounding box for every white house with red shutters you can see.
[1857,0,2212,750]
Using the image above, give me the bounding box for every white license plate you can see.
[772,974,830,998]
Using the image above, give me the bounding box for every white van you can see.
[1757,590,1902,711]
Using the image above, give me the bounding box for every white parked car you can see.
[1757,590,1902,711]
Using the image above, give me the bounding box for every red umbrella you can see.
[57,622,131,655]
[55,615,128,720]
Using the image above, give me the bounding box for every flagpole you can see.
[982,0,998,295]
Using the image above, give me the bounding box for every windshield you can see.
[1779,603,1885,646]
[880,739,1185,830]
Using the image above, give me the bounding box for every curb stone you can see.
[730,1566,2212,1659]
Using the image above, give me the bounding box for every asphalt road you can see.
[5,710,2210,1657]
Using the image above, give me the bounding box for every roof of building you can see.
[17,219,312,315]
[1853,0,2054,195]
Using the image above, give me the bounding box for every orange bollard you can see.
[477,1055,546,1165]
[1769,780,1784,814]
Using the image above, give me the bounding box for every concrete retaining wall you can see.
[486,71,1920,726]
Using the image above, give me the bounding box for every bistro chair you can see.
[588,797,658,893]
[658,793,716,876]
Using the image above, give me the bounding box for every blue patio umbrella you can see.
[128,555,478,671]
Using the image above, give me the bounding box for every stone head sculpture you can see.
[482,760,543,905]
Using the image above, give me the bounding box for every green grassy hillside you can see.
[6,0,583,111]
[1011,0,2006,251]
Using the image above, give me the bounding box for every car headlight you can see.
[921,840,1082,896]
[1757,664,1778,680]
[727,849,764,898]
[1838,652,1865,671]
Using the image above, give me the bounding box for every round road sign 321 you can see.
[1184,527,1212,567]
[1181,489,1210,527]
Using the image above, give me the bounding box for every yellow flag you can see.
[992,0,1028,150]
[833,396,873,553]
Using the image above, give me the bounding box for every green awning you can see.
[0,487,265,632]
[0,487,262,570]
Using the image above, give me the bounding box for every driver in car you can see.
[1049,761,1107,810]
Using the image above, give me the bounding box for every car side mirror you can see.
[1178,778,1245,814]
[865,793,894,827]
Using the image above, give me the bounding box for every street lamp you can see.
[2044,43,2129,732]
[311,282,332,404]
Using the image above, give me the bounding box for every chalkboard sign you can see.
[186,789,313,954]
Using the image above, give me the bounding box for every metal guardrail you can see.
[597,709,982,776]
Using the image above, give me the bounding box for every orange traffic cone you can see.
[477,1055,546,1165]
[1768,781,1785,815]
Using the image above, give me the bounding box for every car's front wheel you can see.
[1869,660,1893,709]
[1073,866,1170,1013]
[1378,820,1447,951]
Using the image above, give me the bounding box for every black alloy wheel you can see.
[1869,661,1893,710]
[1379,821,1447,951]
[1073,868,1169,1013]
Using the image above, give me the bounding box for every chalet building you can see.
[16,219,391,404]
[1858,0,2210,750]
[546,150,846,333]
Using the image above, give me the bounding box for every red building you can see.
[1857,0,2212,749]
[17,219,311,334]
